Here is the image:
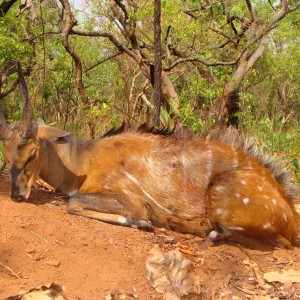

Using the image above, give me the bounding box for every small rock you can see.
[26,248,35,254]
[164,236,175,244]
[45,260,60,267]
[46,203,57,209]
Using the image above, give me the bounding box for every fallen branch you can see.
[29,230,49,243]
[0,261,20,279]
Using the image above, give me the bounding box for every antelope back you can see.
[68,125,300,248]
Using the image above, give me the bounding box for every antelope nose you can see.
[11,189,23,202]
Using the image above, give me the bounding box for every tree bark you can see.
[0,0,17,17]
[161,71,179,115]
[210,35,269,127]
[153,0,162,127]
[59,0,95,138]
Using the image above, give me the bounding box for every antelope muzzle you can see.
[10,164,31,201]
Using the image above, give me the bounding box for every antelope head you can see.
[0,63,70,201]
[0,62,41,200]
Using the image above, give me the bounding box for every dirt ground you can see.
[1,172,300,300]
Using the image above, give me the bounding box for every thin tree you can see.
[153,0,162,127]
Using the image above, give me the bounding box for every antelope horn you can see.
[17,62,32,141]
[0,100,11,140]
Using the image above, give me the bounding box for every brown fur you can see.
[1,121,300,249]
[2,66,299,249]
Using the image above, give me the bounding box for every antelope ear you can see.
[34,123,72,144]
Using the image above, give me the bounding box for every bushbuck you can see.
[0,63,299,249]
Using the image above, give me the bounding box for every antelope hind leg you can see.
[207,229,293,250]
[209,171,297,249]
[68,193,153,231]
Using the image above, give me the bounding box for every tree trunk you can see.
[153,0,162,127]
[139,64,179,117]
[59,0,96,138]
[0,0,17,17]
[210,35,269,127]
[161,71,179,116]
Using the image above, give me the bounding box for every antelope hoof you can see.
[205,230,226,244]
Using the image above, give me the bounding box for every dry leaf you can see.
[146,245,202,299]
[272,250,294,265]
[224,274,232,286]
[178,247,196,256]
[7,282,68,300]
[264,269,300,283]
[253,296,279,300]
[231,284,256,296]
[243,259,271,290]
[217,293,239,300]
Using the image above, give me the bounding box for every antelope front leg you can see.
[67,193,153,231]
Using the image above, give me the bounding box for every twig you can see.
[0,261,21,279]
[84,52,123,73]
[29,230,49,243]
[231,284,255,295]
[237,245,265,272]
[163,55,241,71]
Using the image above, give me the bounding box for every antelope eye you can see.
[27,152,36,163]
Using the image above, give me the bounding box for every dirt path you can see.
[1,174,300,299]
